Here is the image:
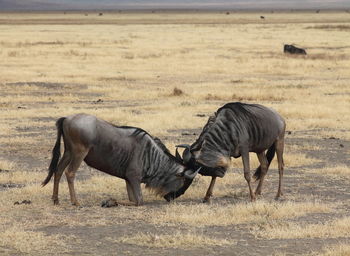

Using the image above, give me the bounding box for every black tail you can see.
[253,143,276,181]
[42,117,65,187]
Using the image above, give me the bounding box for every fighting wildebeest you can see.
[42,114,199,206]
[284,44,307,55]
[169,102,286,202]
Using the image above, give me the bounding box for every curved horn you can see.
[176,144,191,149]
[184,167,201,179]
[176,144,192,163]
[175,148,182,161]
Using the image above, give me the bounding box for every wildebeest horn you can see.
[175,148,182,161]
[183,167,201,179]
[176,144,192,163]
[176,144,191,149]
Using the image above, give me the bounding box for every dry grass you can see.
[0,160,15,171]
[116,231,233,248]
[254,216,350,239]
[0,11,349,255]
[312,243,350,256]
[149,200,333,227]
[0,226,76,254]
[309,165,350,179]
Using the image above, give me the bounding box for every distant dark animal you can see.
[284,44,307,55]
[168,102,286,203]
[260,16,265,19]
[42,114,199,206]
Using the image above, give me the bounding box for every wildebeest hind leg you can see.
[242,151,256,201]
[52,151,71,205]
[255,152,268,196]
[203,177,216,203]
[275,137,285,199]
[65,150,88,206]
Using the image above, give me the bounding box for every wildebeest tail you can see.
[42,117,65,186]
[253,143,276,181]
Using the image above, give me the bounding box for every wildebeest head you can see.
[163,144,226,201]
[175,144,226,177]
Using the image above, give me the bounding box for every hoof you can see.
[275,195,285,201]
[202,198,211,204]
[255,190,262,196]
[101,198,119,208]
[275,192,284,201]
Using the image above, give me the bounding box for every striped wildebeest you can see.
[42,114,200,206]
[167,102,286,203]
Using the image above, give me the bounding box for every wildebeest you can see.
[169,102,286,202]
[284,44,307,55]
[42,114,199,206]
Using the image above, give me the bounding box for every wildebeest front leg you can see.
[126,180,136,203]
[125,172,143,206]
[255,151,268,196]
[242,151,256,201]
[203,176,216,203]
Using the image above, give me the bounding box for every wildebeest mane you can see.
[191,114,217,152]
[113,126,184,195]
[217,102,265,145]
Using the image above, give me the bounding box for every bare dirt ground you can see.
[0,11,349,255]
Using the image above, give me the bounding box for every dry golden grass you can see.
[0,171,43,184]
[254,216,350,239]
[0,11,349,255]
[309,165,350,179]
[116,231,233,248]
[312,243,350,256]
[149,200,332,227]
[0,226,76,254]
[0,160,15,171]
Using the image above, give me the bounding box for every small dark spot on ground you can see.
[14,200,32,205]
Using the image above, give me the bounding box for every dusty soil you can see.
[1,85,349,255]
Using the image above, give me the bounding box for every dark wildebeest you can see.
[284,44,307,55]
[42,114,199,206]
[167,102,286,203]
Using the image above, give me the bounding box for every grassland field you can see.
[0,11,349,255]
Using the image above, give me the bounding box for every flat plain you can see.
[0,11,349,255]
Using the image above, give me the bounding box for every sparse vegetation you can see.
[117,231,233,248]
[0,11,349,255]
